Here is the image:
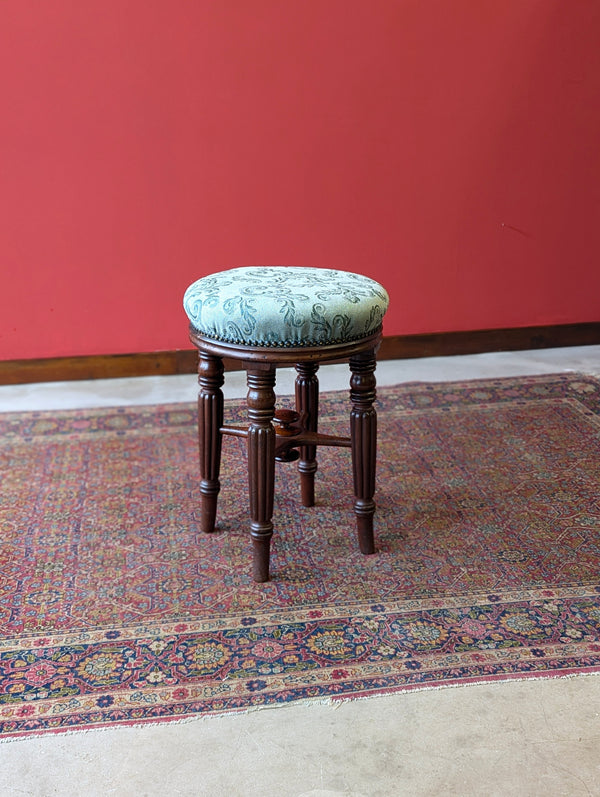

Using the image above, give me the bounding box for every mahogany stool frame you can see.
[189,326,383,582]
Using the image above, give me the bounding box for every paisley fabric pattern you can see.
[183,266,389,346]
[1,373,600,738]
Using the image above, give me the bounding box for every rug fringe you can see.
[328,667,600,707]
[3,669,600,744]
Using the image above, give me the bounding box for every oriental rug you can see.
[1,373,600,739]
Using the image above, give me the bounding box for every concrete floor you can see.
[1,346,600,796]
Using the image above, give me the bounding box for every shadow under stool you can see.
[183,266,390,582]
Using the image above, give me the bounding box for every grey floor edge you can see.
[2,677,600,797]
[1,344,600,412]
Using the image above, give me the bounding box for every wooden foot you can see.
[349,350,378,555]
[295,362,319,507]
[197,353,224,534]
[247,366,276,582]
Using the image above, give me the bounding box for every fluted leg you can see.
[197,352,224,534]
[295,362,319,507]
[349,350,378,554]
[247,366,277,582]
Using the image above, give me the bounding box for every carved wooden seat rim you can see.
[189,326,383,365]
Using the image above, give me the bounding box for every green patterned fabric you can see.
[183,266,389,347]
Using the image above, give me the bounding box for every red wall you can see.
[1,1,599,360]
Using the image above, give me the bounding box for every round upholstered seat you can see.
[183,266,389,348]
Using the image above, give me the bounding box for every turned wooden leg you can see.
[246,366,277,582]
[197,352,224,534]
[295,362,319,507]
[349,350,378,555]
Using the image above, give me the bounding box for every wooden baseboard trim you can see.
[378,321,600,361]
[1,322,599,385]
